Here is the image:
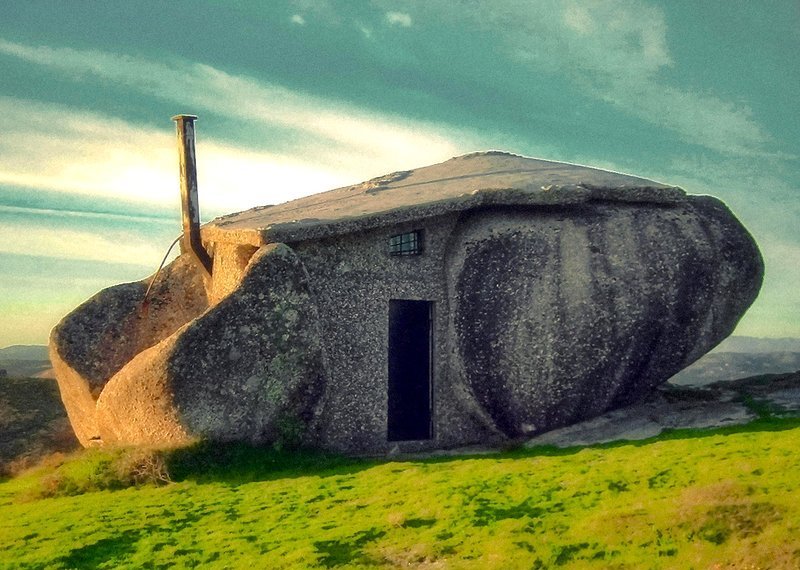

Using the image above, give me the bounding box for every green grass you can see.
[1,423,799,569]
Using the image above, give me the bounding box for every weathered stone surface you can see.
[291,214,503,453]
[525,373,800,449]
[95,243,325,445]
[49,254,208,445]
[447,197,762,438]
[51,152,764,453]
[524,395,756,448]
[204,151,685,247]
[208,242,260,305]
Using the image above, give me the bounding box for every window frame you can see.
[388,229,423,256]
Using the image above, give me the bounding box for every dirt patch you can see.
[0,377,79,476]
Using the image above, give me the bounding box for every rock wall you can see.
[291,213,500,453]
[49,255,209,445]
[92,244,325,445]
[446,197,763,438]
[50,195,762,452]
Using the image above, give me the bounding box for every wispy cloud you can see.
[358,24,374,40]
[289,0,341,26]
[400,0,777,159]
[0,96,352,213]
[0,96,174,202]
[511,1,772,156]
[0,38,483,209]
[0,218,163,267]
[385,11,413,27]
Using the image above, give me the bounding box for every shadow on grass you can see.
[162,416,800,485]
[8,415,799,497]
[499,415,800,460]
[57,529,141,568]
[164,440,380,485]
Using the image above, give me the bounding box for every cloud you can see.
[399,1,775,159]
[290,14,306,25]
[0,218,164,267]
[357,23,374,39]
[0,96,354,213]
[0,96,173,202]
[500,1,773,156]
[562,4,594,35]
[385,11,413,27]
[289,0,342,26]
[0,40,485,211]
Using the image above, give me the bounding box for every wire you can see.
[141,234,183,312]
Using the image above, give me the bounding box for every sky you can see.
[0,0,798,348]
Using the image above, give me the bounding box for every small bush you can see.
[22,447,173,499]
[11,440,354,500]
[113,448,172,487]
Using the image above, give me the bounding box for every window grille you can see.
[388,230,423,256]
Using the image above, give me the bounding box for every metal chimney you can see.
[172,114,213,278]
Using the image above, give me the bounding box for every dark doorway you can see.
[388,300,433,441]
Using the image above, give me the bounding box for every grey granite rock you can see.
[49,152,764,452]
[449,196,762,438]
[524,371,800,450]
[49,255,208,445]
[95,243,325,445]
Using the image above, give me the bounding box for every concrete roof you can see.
[204,151,684,246]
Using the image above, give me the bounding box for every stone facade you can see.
[49,152,764,453]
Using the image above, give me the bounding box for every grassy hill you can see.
[1,419,799,569]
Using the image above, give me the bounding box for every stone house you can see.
[50,151,763,454]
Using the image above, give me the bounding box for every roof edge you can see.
[203,183,686,246]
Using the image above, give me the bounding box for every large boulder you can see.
[49,154,763,452]
[49,255,208,445]
[448,196,763,438]
[94,243,325,446]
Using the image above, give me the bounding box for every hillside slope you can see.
[0,344,52,379]
[0,345,48,361]
[0,377,79,475]
[670,352,800,386]
[1,421,799,569]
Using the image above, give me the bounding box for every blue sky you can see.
[0,1,798,347]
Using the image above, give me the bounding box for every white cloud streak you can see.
[0,38,483,211]
[385,11,413,27]
[401,0,776,158]
[0,219,163,267]
[0,96,352,213]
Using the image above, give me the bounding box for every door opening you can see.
[388,299,432,441]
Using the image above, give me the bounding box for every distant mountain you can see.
[670,351,800,386]
[711,336,800,354]
[0,345,51,379]
[670,336,800,386]
[0,360,54,379]
[0,345,48,361]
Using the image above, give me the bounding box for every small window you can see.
[388,230,423,256]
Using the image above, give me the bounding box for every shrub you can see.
[21,447,173,499]
[113,448,172,486]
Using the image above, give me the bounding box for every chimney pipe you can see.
[172,114,213,278]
